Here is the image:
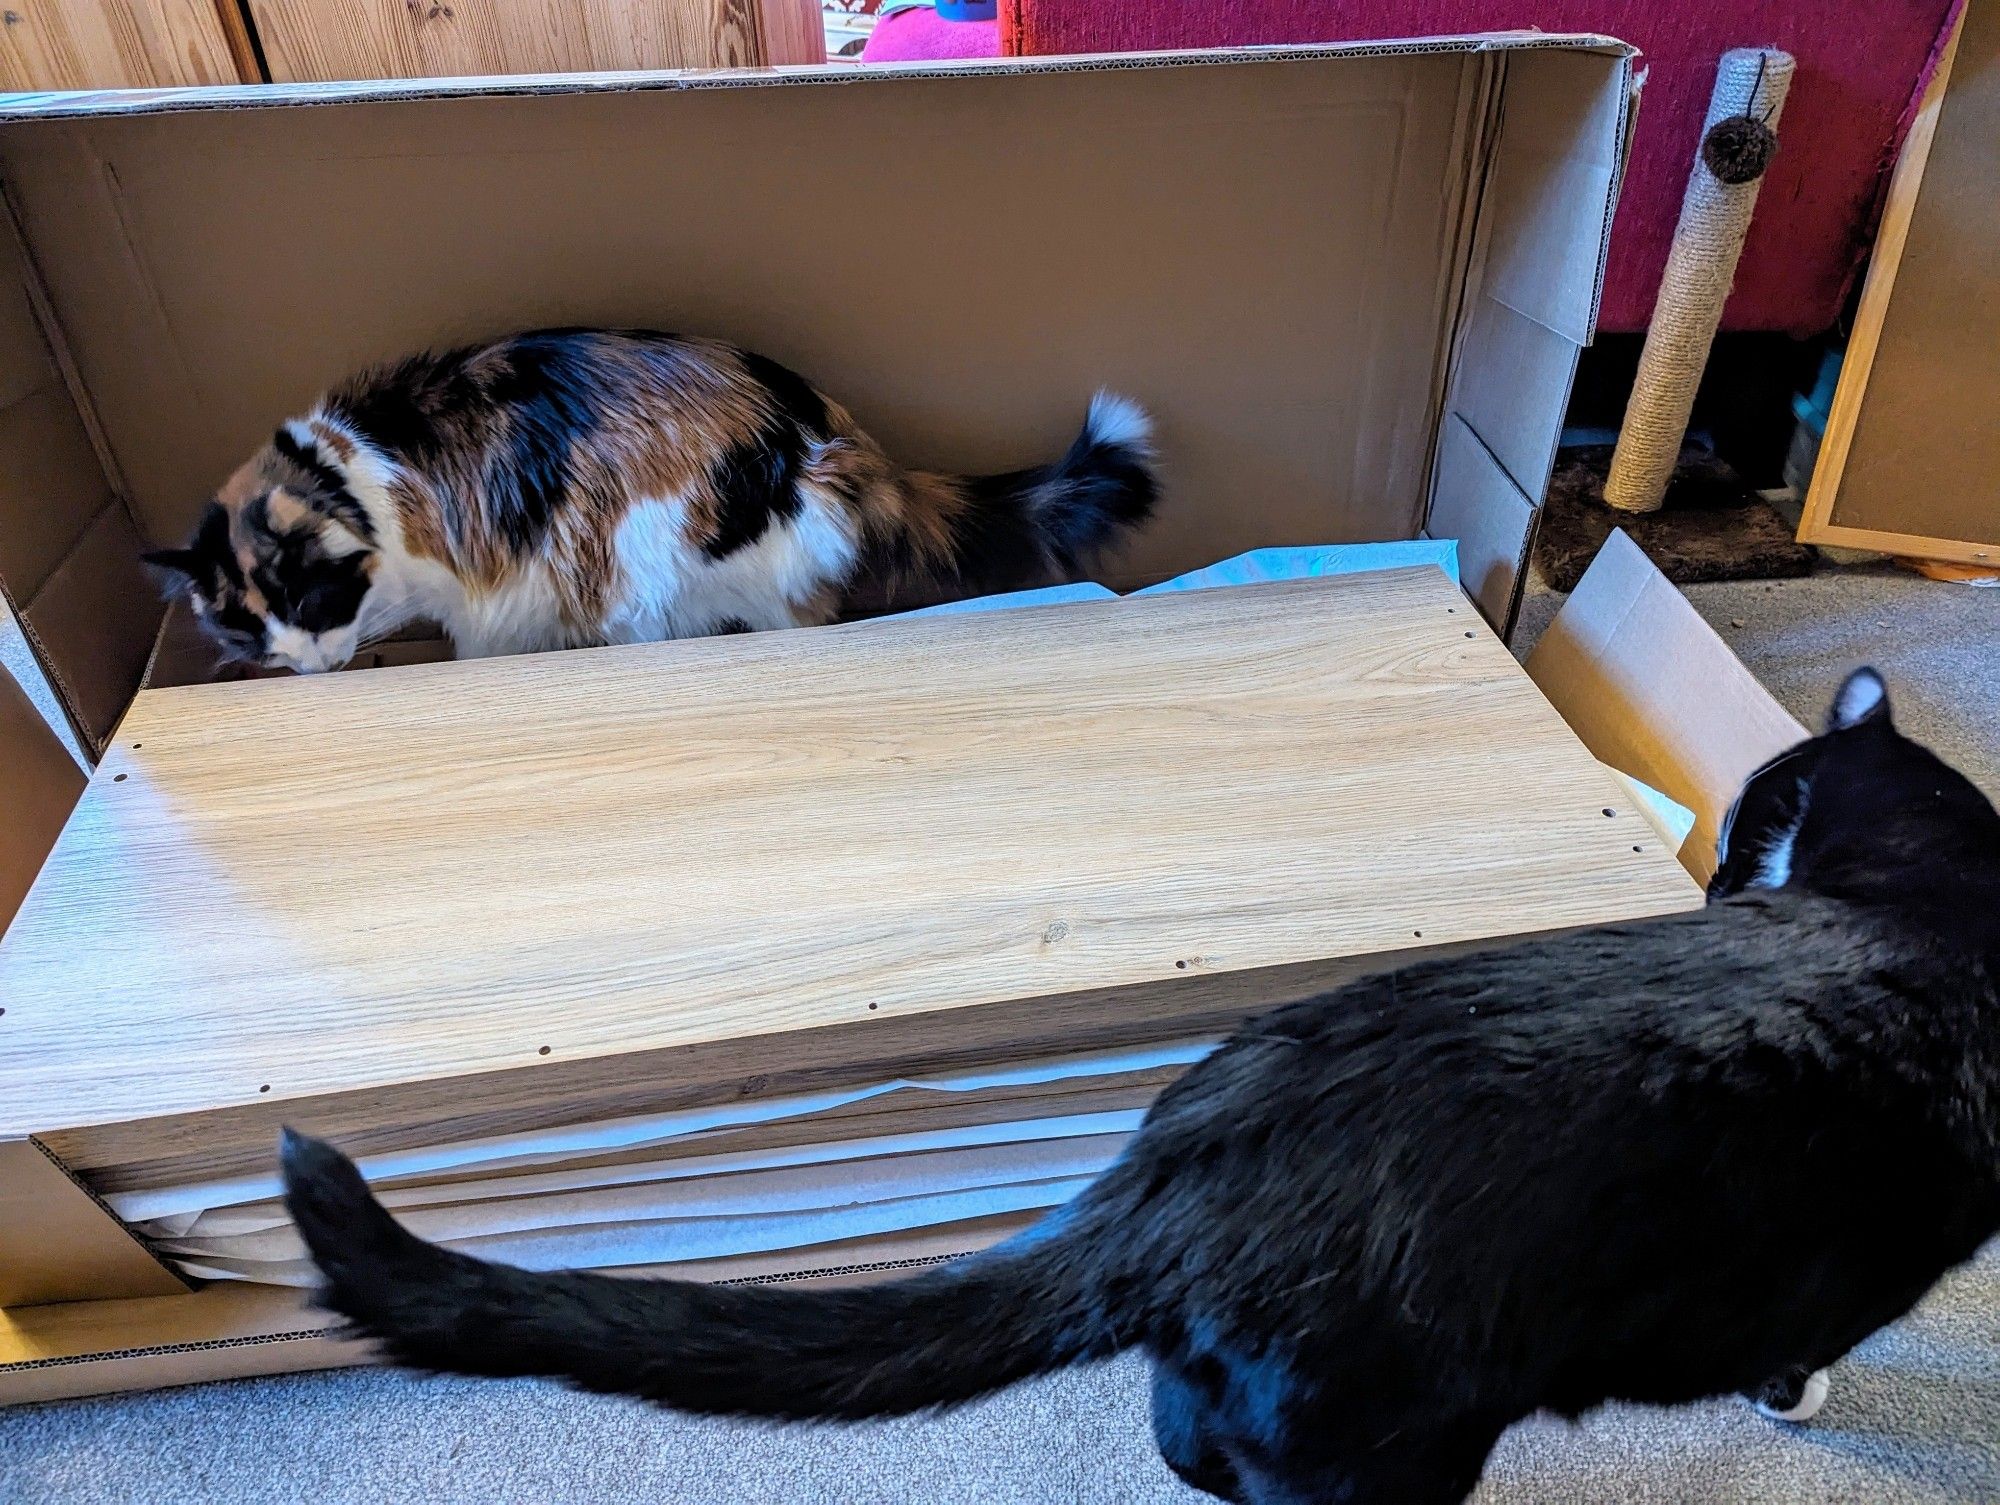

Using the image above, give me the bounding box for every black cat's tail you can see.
[279,1129,1136,1421]
[876,392,1158,597]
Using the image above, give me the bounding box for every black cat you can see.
[281,668,2000,1505]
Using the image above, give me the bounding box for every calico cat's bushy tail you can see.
[279,1130,1134,1420]
[879,392,1157,597]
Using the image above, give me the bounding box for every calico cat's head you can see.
[1709,667,2000,909]
[143,444,378,674]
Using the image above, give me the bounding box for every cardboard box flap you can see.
[1426,45,1637,633]
[1527,531,1807,882]
[0,36,1634,749]
[0,648,84,934]
[0,35,1637,122]
[1475,45,1635,347]
[0,204,157,756]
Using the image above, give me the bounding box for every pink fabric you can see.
[954,0,1959,334]
[861,8,1004,61]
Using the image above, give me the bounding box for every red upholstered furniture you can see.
[865,1,1961,335]
[863,5,1002,60]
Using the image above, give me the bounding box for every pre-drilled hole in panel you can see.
[1463,631,1474,639]
[1602,808,1616,818]
[538,1045,552,1055]
[867,1003,878,1011]
[113,773,128,782]
[259,1084,270,1093]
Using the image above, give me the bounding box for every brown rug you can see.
[1535,445,1817,593]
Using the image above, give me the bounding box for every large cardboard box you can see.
[0,39,1801,1401]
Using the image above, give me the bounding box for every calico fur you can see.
[282,669,2000,1505]
[145,331,1157,672]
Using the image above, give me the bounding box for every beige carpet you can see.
[5,564,1999,1504]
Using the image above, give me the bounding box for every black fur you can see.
[702,352,830,560]
[269,429,373,542]
[143,503,265,660]
[740,349,832,439]
[866,399,1159,597]
[332,348,480,471]
[479,338,598,552]
[241,494,371,636]
[705,426,807,560]
[284,668,2000,1504]
[332,333,611,555]
[952,409,1157,593]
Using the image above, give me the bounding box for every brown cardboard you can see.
[0,651,83,932]
[1527,530,1807,882]
[0,1139,188,1307]
[1798,1,1999,565]
[0,37,1635,758]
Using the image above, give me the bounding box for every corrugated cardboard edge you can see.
[1526,530,1805,882]
[0,34,1637,122]
[0,1138,189,1308]
[0,648,83,931]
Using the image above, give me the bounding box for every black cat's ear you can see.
[1827,667,1890,733]
[141,549,204,595]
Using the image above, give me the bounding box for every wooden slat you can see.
[0,0,244,89]
[754,0,824,65]
[1797,8,1996,567]
[51,943,1470,1193]
[252,0,786,83]
[1,571,1700,1188]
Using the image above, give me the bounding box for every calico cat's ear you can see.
[1827,667,1891,734]
[140,549,205,594]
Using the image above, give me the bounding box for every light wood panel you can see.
[251,0,821,83]
[1798,8,1996,567]
[0,0,249,89]
[51,941,1482,1193]
[0,571,1699,1194]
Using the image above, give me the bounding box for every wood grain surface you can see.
[251,0,822,84]
[0,0,246,89]
[0,570,1699,1180]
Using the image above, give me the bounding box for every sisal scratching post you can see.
[1533,47,1815,592]
[1605,49,1794,513]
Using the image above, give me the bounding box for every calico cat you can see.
[143,330,1156,673]
[281,668,2000,1505]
